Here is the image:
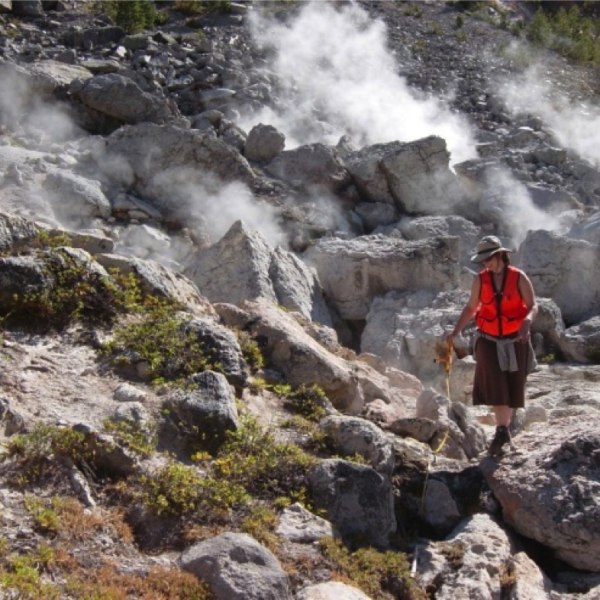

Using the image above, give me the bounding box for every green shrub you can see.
[174,0,231,16]
[213,416,316,504]
[104,0,156,33]
[102,303,222,386]
[319,537,427,599]
[0,544,60,600]
[6,250,124,330]
[527,5,600,63]
[236,330,265,372]
[282,384,328,422]
[102,417,157,458]
[136,461,249,517]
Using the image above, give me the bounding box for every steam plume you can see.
[244,1,477,164]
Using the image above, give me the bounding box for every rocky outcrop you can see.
[2,1,600,598]
[91,122,255,220]
[240,298,419,415]
[304,236,461,321]
[346,136,467,215]
[419,514,520,600]
[265,143,351,193]
[69,73,180,126]
[481,417,600,572]
[185,220,332,326]
[519,229,600,325]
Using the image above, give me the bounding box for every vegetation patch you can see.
[174,0,231,16]
[3,250,122,330]
[5,423,110,486]
[526,5,600,62]
[236,329,265,372]
[212,416,317,503]
[102,417,157,458]
[102,303,223,386]
[118,415,316,536]
[0,492,208,600]
[319,537,427,600]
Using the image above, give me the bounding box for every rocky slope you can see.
[1,1,600,599]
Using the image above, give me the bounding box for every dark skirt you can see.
[472,336,530,408]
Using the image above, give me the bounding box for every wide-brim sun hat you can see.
[470,235,513,263]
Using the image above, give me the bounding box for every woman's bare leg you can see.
[493,405,513,427]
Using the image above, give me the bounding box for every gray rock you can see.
[180,532,292,600]
[45,171,111,221]
[560,317,600,363]
[11,0,42,16]
[166,370,239,450]
[186,220,332,326]
[309,458,396,548]
[266,143,350,193]
[318,415,394,476]
[94,253,214,316]
[0,212,40,253]
[296,582,372,600]
[419,514,518,600]
[71,73,178,126]
[519,229,600,324]
[94,123,254,220]
[346,136,465,215]
[482,418,600,571]
[183,318,249,391]
[304,236,461,321]
[276,502,335,543]
[244,123,285,163]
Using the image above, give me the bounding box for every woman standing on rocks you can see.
[447,236,538,457]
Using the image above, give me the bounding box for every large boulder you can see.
[519,229,600,325]
[70,73,179,126]
[91,123,255,221]
[180,532,292,600]
[388,215,481,268]
[44,171,112,222]
[309,458,396,548]
[244,123,285,163]
[165,370,239,451]
[346,136,466,215]
[559,317,600,363]
[10,0,42,16]
[318,415,395,476]
[0,59,93,98]
[419,514,520,600]
[265,143,351,193]
[481,417,600,571]
[0,212,41,254]
[415,388,487,460]
[304,236,461,321]
[94,253,215,317]
[185,220,332,326]
[362,289,471,386]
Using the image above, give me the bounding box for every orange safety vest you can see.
[476,266,528,337]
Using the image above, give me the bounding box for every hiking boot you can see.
[487,425,511,457]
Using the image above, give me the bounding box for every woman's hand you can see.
[517,318,532,343]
